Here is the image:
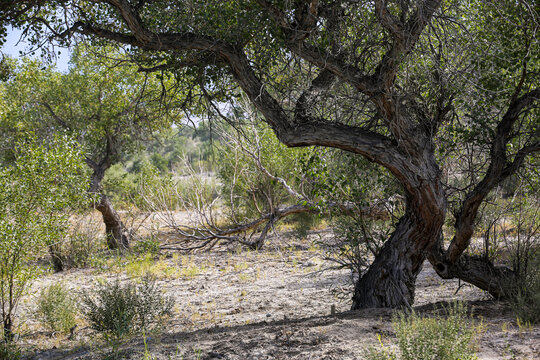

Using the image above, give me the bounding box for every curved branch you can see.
[374,0,442,90]
[446,89,540,263]
[65,1,440,191]
[430,251,516,299]
[105,0,154,44]
[41,102,71,130]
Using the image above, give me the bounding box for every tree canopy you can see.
[2,0,539,309]
[0,44,181,249]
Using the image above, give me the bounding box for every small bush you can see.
[133,237,161,255]
[135,277,174,332]
[0,342,21,360]
[81,276,174,340]
[395,302,478,360]
[35,282,77,333]
[368,302,479,360]
[510,255,540,324]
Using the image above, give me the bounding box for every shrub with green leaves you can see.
[81,276,174,340]
[132,237,161,255]
[0,342,21,360]
[367,302,479,360]
[35,282,77,333]
[0,135,88,341]
[510,254,540,324]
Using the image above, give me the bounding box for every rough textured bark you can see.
[352,215,421,308]
[352,169,446,308]
[95,194,130,250]
[87,156,131,250]
[429,250,516,299]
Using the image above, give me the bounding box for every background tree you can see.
[0,135,87,340]
[1,45,173,249]
[3,0,539,309]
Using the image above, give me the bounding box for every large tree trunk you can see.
[352,174,446,309]
[352,212,445,308]
[352,215,424,308]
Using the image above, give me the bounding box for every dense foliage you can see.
[0,135,88,340]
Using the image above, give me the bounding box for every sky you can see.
[1,26,71,72]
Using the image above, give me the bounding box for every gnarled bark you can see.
[353,170,446,308]
[428,89,539,298]
[429,250,516,299]
[95,194,130,250]
[352,215,422,308]
[87,154,131,250]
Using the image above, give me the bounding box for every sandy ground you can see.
[15,230,540,360]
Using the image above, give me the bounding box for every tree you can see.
[1,45,172,249]
[4,0,539,308]
[0,135,88,340]
[146,104,395,252]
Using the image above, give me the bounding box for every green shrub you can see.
[134,276,174,332]
[0,342,20,360]
[81,276,174,340]
[365,335,397,360]
[394,302,478,360]
[510,254,540,324]
[368,302,479,360]
[132,237,161,256]
[82,279,136,340]
[0,135,88,341]
[35,282,77,333]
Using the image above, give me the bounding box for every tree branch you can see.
[40,102,71,130]
[375,0,404,39]
[374,0,442,90]
[446,89,540,263]
[63,1,435,188]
